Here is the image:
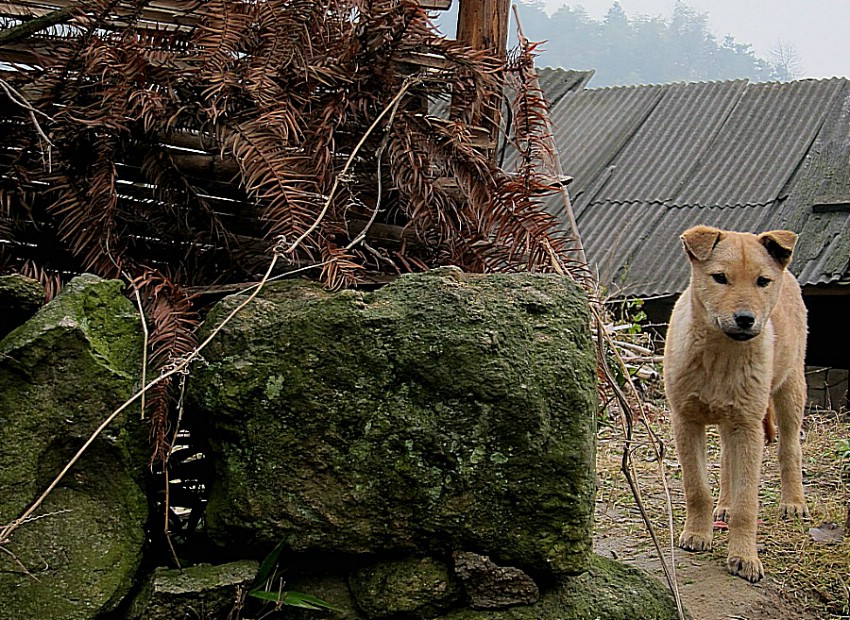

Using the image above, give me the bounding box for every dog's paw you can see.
[780,502,810,520]
[678,530,712,551]
[727,555,764,583]
[713,506,730,522]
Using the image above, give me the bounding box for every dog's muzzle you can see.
[719,311,760,341]
[725,330,758,341]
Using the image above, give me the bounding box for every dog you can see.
[663,225,809,582]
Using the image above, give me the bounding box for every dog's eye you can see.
[756,276,772,288]
[711,273,728,284]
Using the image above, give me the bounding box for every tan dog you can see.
[664,225,809,582]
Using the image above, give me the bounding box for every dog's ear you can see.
[680,226,722,262]
[758,230,797,268]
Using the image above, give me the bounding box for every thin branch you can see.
[0,7,74,46]
[592,304,686,620]
[511,5,589,269]
[0,78,55,155]
[125,276,149,420]
[163,373,188,568]
[345,131,395,251]
[0,544,38,580]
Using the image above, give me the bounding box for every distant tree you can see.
[770,39,803,81]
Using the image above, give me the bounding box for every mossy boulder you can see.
[0,274,43,339]
[349,556,460,619]
[189,269,597,576]
[126,560,259,620]
[0,274,147,620]
[441,554,684,620]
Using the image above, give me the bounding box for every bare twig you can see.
[345,93,404,251]
[0,544,38,580]
[163,373,188,568]
[0,77,55,167]
[544,197,683,618]
[592,304,685,620]
[125,276,150,420]
[612,340,654,356]
[511,5,588,269]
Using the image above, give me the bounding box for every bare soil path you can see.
[593,409,849,620]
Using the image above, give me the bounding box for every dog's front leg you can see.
[673,415,713,551]
[719,422,765,582]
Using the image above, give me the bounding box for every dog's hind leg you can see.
[673,415,713,551]
[763,400,776,444]
[774,367,809,519]
[718,421,765,582]
[714,436,731,523]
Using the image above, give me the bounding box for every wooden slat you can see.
[417,0,452,9]
[0,0,203,24]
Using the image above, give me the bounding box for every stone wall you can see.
[0,271,683,619]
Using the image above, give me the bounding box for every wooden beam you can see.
[453,0,510,160]
[456,0,510,57]
[417,0,453,9]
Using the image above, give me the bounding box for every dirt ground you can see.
[593,407,850,620]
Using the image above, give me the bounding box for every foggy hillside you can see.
[438,1,797,87]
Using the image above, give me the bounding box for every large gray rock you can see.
[189,269,597,576]
[0,274,147,620]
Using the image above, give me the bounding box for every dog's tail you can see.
[763,400,777,445]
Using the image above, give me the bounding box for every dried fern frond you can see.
[1,0,575,463]
[131,269,199,462]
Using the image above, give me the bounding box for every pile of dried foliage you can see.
[0,0,578,461]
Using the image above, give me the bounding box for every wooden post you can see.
[456,0,510,58]
[453,0,510,156]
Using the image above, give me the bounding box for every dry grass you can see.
[595,403,850,618]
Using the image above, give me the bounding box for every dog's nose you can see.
[734,312,756,329]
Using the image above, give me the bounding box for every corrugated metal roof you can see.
[544,73,850,296]
[617,205,779,297]
[588,80,748,206]
[777,81,850,286]
[549,84,666,215]
[536,68,595,106]
[678,79,846,208]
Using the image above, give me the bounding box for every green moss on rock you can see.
[441,554,684,620]
[127,560,259,620]
[349,556,460,619]
[0,274,148,620]
[190,270,597,576]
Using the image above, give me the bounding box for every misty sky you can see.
[536,0,850,79]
